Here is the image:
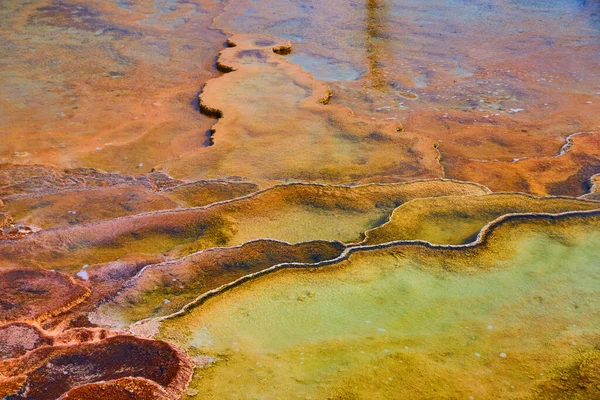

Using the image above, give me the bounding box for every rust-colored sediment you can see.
[0,269,90,324]
[0,334,193,400]
[0,323,52,359]
[59,377,171,400]
[0,323,120,360]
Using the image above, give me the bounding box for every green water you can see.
[160,219,600,398]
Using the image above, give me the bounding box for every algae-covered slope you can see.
[163,181,260,207]
[159,211,600,399]
[91,239,345,329]
[0,180,486,271]
[364,193,600,245]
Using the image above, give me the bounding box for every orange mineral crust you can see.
[0,165,181,197]
[0,0,226,175]
[444,131,600,196]
[3,185,178,229]
[0,164,261,229]
[211,0,600,193]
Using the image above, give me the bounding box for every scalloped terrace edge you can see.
[0,179,490,242]
[117,191,597,317]
[357,191,600,245]
[131,208,600,337]
[117,238,345,295]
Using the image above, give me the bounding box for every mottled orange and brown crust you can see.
[59,377,171,400]
[443,131,600,196]
[0,323,51,359]
[0,269,90,324]
[1,334,192,400]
